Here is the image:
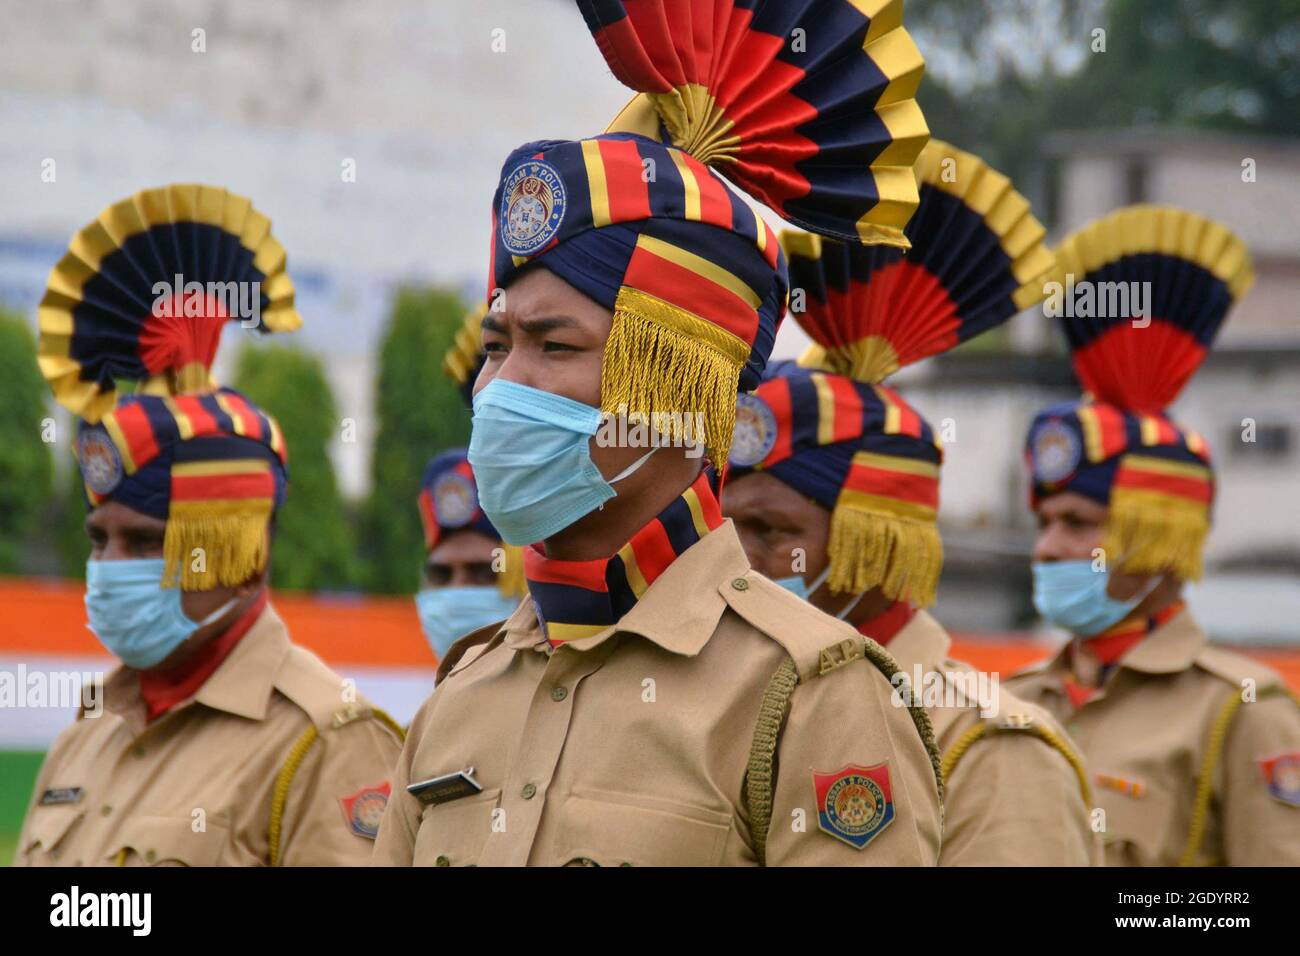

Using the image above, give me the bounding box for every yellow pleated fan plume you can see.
[37,183,302,423]
[443,303,487,391]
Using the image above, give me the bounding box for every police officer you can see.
[722,140,1096,866]
[373,0,944,866]
[1008,204,1300,866]
[414,448,525,661]
[17,184,402,867]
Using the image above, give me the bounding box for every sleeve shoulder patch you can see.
[339,781,392,839]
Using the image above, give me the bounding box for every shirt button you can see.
[731,577,749,591]
[101,805,112,817]
[521,783,537,800]
[435,855,450,867]
[550,685,568,702]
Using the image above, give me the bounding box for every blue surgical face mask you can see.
[468,378,654,545]
[771,566,862,620]
[85,558,238,669]
[1032,560,1161,637]
[415,585,519,659]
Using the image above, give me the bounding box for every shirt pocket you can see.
[554,788,733,867]
[413,788,503,867]
[20,804,86,864]
[107,815,231,867]
[1098,777,1176,867]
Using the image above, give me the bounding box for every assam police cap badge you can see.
[76,426,123,496]
[500,159,568,257]
[729,393,778,468]
[1031,418,1082,485]
[433,471,478,529]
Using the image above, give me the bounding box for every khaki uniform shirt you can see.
[887,610,1098,866]
[16,605,403,867]
[1008,609,1300,866]
[373,521,942,866]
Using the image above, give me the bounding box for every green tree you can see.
[909,0,1300,190]
[360,286,472,594]
[233,343,357,591]
[0,311,53,572]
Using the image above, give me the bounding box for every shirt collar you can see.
[191,603,291,720]
[96,603,290,729]
[1026,604,1205,696]
[504,519,750,658]
[1112,606,1206,674]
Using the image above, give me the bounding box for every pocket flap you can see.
[22,804,85,858]
[556,789,733,866]
[413,788,503,866]
[107,815,229,867]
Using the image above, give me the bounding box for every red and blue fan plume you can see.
[580,0,929,248]
[783,138,1055,383]
[1046,205,1253,415]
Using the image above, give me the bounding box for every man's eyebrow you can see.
[481,314,580,335]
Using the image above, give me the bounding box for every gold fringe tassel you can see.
[496,543,527,598]
[1105,488,1209,581]
[163,499,273,589]
[600,287,748,466]
[827,502,943,608]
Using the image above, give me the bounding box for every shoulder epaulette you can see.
[1195,645,1287,693]
[941,704,1092,808]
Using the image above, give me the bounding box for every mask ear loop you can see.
[597,446,659,512]
[190,594,242,629]
[835,588,867,622]
[607,446,658,485]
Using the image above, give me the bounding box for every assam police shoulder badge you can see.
[500,159,567,257]
[339,782,392,840]
[76,426,123,496]
[1258,752,1300,808]
[729,393,777,468]
[1031,419,1081,485]
[812,763,894,850]
[433,471,478,528]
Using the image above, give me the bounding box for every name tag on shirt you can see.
[407,768,482,807]
[39,787,84,806]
